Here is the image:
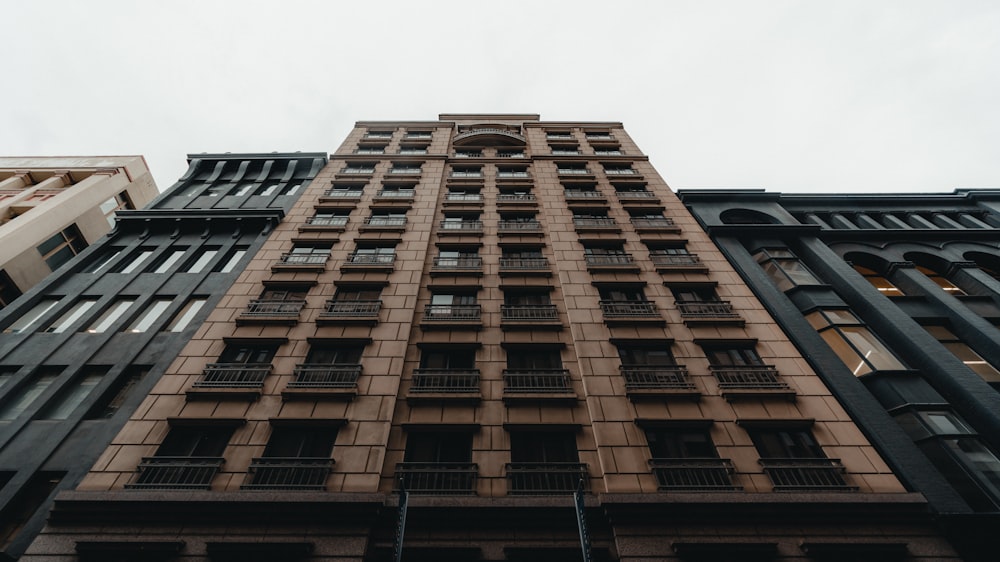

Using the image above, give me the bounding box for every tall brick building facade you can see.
[24,117,959,560]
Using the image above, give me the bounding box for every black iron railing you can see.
[650,254,703,267]
[503,369,572,392]
[497,193,536,203]
[395,463,478,494]
[278,253,329,265]
[499,257,549,270]
[410,369,480,392]
[243,458,333,490]
[620,366,695,389]
[320,300,382,318]
[498,220,542,232]
[346,253,395,265]
[194,363,271,388]
[423,304,481,321]
[650,458,739,490]
[432,256,483,270]
[305,215,348,226]
[506,463,588,495]
[287,364,361,388]
[676,301,741,319]
[242,300,305,317]
[585,254,635,266]
[574,217,618,229]
[501,304,559,321]
[439,220,484,231]
[760,458,854,491]
[600,300,659,318]
[710,366,788,389]
[631,217,675,229]
[127,457,224,489]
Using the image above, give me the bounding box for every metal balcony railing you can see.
[398,149,427,155]
[498,220,542,232]
[546,134,574,140]
[404,133,432,139]
[346,253,395,265]
[595,150,623,155]
[620,366,695,390]
[676,300,741,319]
[389,168,421,175]
[453,152,482,158]
[363,216,407,227]
[557,168,591,175]
[551,150,580,156]
[616,190,655,199]
[321,300,382,318]
[453,128,524,143]
[650,458,739,490]
[600,300,659,318]
[497,151,526,158]
[631,217,676,229]
[650,254,703,267]
[497,171,530,178]
[364,133,392,139]
[323,189,363,198]
[450,171,482,178]
[277,252,329,265]
[506,462,588,495]
[194,363,272,388]
[710,365,788,389]
[423,304,481,321]
[340,168,375,175]
[585,254,635,266]
[604,168,637,175]
[564,190,604,199]
[501,304,559,321]
[287,364,362,388]
[410,369,480,392]
[305,215,348,226]
[497,193,536,203]
[586,134,613,140]
[573,217,619,229]
[243,458,333,490]
[499,257,549,270]
[242,299,305,317]
[432,256,483,270]
[445,193,483,201]
[127,457,224,490]
[503,369,572,393]
[760,458,853,491]
[376,189,415,199]
[395,463,478,495]
[439,220,483,231]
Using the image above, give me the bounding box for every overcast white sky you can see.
[4,1,999,194]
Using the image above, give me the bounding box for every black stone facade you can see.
[0,153,325,560]
[680,189,1000,560]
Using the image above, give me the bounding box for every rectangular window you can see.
[925,325,1000,383]
[263,426,338,458]
[645,427,718,459]
[165,298,207,332]
[748,428,826,459]
[87,365,150,419]
[126,299,173,332]
[82,248,122,274]
[184,248,219,273]
[279,182,303,196]
[216,248,248,273]
[116,248,154,274]
[257,182,280,196]
[151,248,187,273]
[0,271,21,309]
[420,348,476,370]
[4,299,59,333]
[510,431,579,463]
[753,248,822,291]
[46,299,98,333]
[404,432,472,463]
[38,366,108,420]
[0,368,61,420]
[805,310,906,376]
[157,426,234,457]
[85,299,136,333]
[37,225,87,271]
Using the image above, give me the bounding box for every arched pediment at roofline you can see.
[452,124,526,147]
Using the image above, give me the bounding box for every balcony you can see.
[360,216,407,231]
[503,369,573,394]
[496,193,537,205]
[431,256,483,274]
[650,458,740,490]
[317,300,381,324]
[242,458,333,490]
[616,190,656,200]
[585,254,638,271]
[631,217,678,232]
[600,300,663,325]
[651,254,707,272]
[557,168,592,176]
[287,364,361,388]
[273,252,329,273]
[339,167,375,175]
[453,151,482,158]
[506,462,588,495]
[410,369,480,395]
[574,217,620,232]
[127,457,224,490]
[622,366,698,400]
[236,299,305,325]
[498,220,543,235]
[563,190,606,203]
[710,366,793,399]
[375,189,415,200]
[546,133,574,140]
[501,304,559,322]
[388,167,422,176]
[450,171,482,179]
[445,193,483,202]
[497,151,526,158]
[193,363,271,388]
[395,463,478,495]
[439,220,483,234]
[321,189,363,202]
[499,257,550,274]
[302,215,348,230]
[676,300,744,325]
[497,171,530,179]
[422,304,482,326]
[760,458,855,491]
[341,252,395,272]
[604,168,638,176]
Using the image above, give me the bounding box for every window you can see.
[82,248,122,274]
[263,426,337,458]
[308,210,349,227]
[165,297,207,332]
[0,369,60,420]
[549,145,579,156]
[497,166,529,178]
[556,163,589,175]
[218,344,277,364]
[426,293,479,319]
[333,286,382,302]
[129,425,234,489]
[440,214,482,231]
[507,431,584,494]
[744,424,851,489]
[126,299,173,332]
[326,183,365,197]
[598,286,648,303]
[585,132,613,140]
[355,145,385,155]
[924,325,1000,384]
[805,309,906,376]
[151,248,187,274]
[705,346,764,367]
[446,188,482,201]
[749,427,825,459]
[389,164,422,175]
[37,225,87,270]
[398,146,428,155]
[45,299,98,333]
[280,245,331,265]
[341,163,376,175]
[917,265,967,295]
[365,211,407,227]
[504,347,569,392]
[364,130,393,139]
[216,247,248,273]
[304,344,363,366]
[753,249,822,291]
[404,130,432,139]
[420,348,476,370]
[38,366,107,420]
[602,164,636,175]
[854,265,903,296]
[617,343,677,367]
[594,146,622,155]
[546,132,574,140]
[116,248,154,274]
[159,426,233,456]
[378,185,415,199]
[233,183,254,196]
[511,431,579,463]
[450,167,481,178]
[244,425,338,490]
[435,249,480,268]
[87,365,150,419]
[279,182,303,196]
[256,182,280,196]
[506,348,563,370]
[183,247,220,273]
[4,299,59,333]
[645,426,718,459]
[84,299,136,333]
[351,246,395,264]
[403,432,473,464]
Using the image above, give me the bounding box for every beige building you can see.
[0,156,158,307]
[28,117,958,560]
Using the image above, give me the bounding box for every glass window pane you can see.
[185,249,218,273]
[217,249,247,273]
[85,300,135,333]
[166,298,207,332]
[819,330,873,376]
[119,250,154,274]
[839,327,906,371]
[126,299,173,332]
[5,299,60,333]
[152,250,187,273]
[39,371,105,419]
[46,300,97,333]
[0,373,58,420]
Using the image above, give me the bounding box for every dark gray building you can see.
[0,152,325,560]
[680,188,1000,560]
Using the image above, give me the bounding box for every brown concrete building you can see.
[27,117,958,560]
[0,156,159,308]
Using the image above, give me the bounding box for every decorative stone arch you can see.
[719,208,781,225]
